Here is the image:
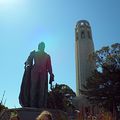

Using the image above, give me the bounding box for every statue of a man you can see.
[19,42,54,108]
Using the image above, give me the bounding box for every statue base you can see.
[0,107,68,120]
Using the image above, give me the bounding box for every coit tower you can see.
[75,20,95,96]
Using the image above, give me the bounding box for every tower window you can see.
[76,32,78,41]
[81,31,85,38]
[88,31,91,39]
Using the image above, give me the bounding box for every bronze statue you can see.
[19,42,54,108]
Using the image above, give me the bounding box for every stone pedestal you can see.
[0,107,68,120]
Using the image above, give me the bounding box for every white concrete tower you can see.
[75,20,95,96]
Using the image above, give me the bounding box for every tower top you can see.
[76,20,90,28]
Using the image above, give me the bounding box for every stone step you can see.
[0,107,68,120]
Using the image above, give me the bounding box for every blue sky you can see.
[0,0,120,108]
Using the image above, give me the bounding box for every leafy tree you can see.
[0,103,7,112]
[47,84,76,112]
[81,43,120,113]
[0,91,7,112]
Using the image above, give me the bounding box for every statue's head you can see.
[38,42,45,52]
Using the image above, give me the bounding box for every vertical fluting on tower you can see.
[75,20,95,96]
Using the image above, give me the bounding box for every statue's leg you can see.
[30,71,38,107]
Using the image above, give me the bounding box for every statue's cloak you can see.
[19,50,53,108]
[19,63,32,107]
